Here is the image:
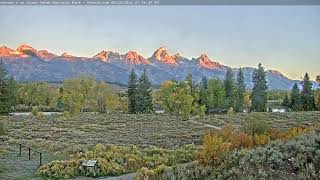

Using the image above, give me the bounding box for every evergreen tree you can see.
[185,73,193,91]
[282,94,290,108]
[199,76,208,109]
[290,82,301,111]
[224,68,234,108]
[127,69,138,114]
[235,68,246,112]
[315,89,320,111]
[0,60,17,115]
[301,73,316,111]
[56,87,64,110]
[200,76,208,90]
[316,75,320,110]
[185,73,199,103]
[137,69,153,113]
[251,63,268,112]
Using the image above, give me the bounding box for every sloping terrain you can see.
[2,44,317,89]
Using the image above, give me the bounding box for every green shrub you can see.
[242,113,270,135]
[36,112,44,120]
[0,120,5,135]
[62,111,70,118]
[226,107,233,123]
[31,106,39,116]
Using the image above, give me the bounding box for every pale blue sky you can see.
[0,5,319,80]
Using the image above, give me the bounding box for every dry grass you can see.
[1,112,319,179]
[199,111,320,130]
[1,113,211,155]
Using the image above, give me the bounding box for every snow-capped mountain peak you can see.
[16,44,37,54]
[0,44,310,90]
[125,50,149,64]
[198,53,223,69]
[152,46,177,65]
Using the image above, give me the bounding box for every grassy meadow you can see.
[0,111,319,179]
[200,111,320,130]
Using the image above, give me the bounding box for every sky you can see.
[0,5,319,80]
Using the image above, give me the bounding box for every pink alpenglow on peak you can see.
[0,46,16,57]
[152,46,177,65]
[172,53,183,61]
[93,50,119,62]
[125,51,149,64]
[198,54,223,69]
[16,44,37,54]
[0,44,58,60]
[60,52,80,60]
[0,45,28,58]
[36,50,57,60]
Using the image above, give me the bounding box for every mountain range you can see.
[0,44,318,90]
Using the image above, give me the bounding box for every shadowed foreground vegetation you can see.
[0,112,319,179]
[35,114,320,179]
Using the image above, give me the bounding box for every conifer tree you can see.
[224,67,234,108]
[235,68,246,112]
[301,73,316,111]
[200,76,208,90]
[127,69,138,114]
[199,76,208,109]
[251,63,268,112]
[137,69,153,113]
[0,60,17,115]
[185,73,193,91]
[282,94,290,108]
[185,73,199,103]
[316,75,320,110]
[290,82,301,111]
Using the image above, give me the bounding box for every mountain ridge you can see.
[1,44,318,90]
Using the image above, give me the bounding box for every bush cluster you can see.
[38,121,317,179]
[38,144,197,179]
[197,123,312,166]
[31,106,44,120]
[134,130,320,179]
[219,131,320,179]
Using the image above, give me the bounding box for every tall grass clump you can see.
[0,120,5,135]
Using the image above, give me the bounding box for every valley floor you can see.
[0,112,319,179]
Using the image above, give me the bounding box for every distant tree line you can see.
[0,59,126,116]
[1,60,319,116]
[151,63,269,119]
[282,73,319,111]
[154,63,319,118]
[127,64,268,118]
